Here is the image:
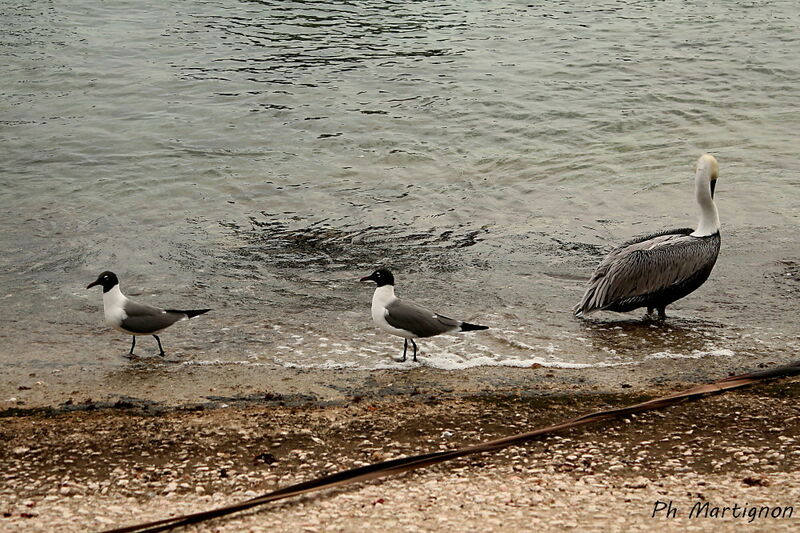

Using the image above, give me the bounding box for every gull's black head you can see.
[87,271,119,292]
[359,268,395,287]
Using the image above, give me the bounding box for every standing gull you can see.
[86,271,211,356]
[574,154,721,319]
[360,269,488,362]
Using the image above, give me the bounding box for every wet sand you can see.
[2,376,799,531]
[1,350,777,412]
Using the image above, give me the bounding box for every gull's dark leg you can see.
[129,336,136,355]
[657,307,667,320]
[411,339,418,362]
[646,307,654,317]
[153,335,166,356]
[401,339,408,362]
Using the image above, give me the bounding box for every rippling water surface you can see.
[1,1,798,382]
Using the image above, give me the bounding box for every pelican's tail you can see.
[574,289,599,318]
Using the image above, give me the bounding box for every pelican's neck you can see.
[691,171,719,237]
[102,284,127,310]
[372,285,397,307]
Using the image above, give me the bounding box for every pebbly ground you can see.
[2,379,800,532]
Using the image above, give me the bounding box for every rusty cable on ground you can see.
[103,360,800,533]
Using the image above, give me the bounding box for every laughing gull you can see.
[360,269,488,362]
[86,271,211,356]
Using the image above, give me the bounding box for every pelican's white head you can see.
[691,154,720,236]
[697,153,719,194]
[696,153,718,177]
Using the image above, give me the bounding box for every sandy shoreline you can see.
[2,351,775,412]
[2,378,800,531]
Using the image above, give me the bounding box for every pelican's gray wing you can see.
[385,299,461,338]
[575,228,720,314]
[120,300,186,334]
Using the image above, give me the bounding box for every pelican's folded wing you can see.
[577,228,719,313]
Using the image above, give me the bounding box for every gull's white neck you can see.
[102,284,127,310]
[372,285,397,308]
[370,284,410,338]
[102,284,128,328]
[691,169,719,237]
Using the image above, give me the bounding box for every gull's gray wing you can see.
[385,299,461,338]
[120,300,186,334]
[576,228,720,314]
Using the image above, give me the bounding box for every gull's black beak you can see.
[360,274,375,283]
[87,279,100,289]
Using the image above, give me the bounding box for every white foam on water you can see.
[164,345,735,373]
[180,360,272,367]
[646,347,735,360]
[266,352,636,371]
[280,360,362,370]
[178,333,737,373]
[266,335,635,371]
[378,354,634,371]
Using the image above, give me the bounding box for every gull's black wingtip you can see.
[167,308,212,319]
[460,322,489,332]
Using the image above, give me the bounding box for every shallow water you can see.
[1,1,799,387]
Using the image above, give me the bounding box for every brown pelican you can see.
[574,154,721,319]
[87,271,211,356]
[360,269,488,362]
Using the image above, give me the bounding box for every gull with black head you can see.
[86,271,211,357]
[574,154,722,319]
[360,269,488,362]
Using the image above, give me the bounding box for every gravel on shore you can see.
[2,381,799,532]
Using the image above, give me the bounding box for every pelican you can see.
[574,154,721,319]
